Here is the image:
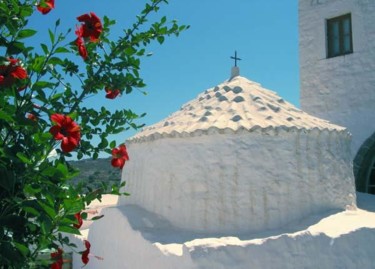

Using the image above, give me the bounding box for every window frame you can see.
[326,13,353,58]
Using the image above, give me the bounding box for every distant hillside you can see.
[69,158,122,189]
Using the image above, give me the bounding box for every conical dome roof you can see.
[129,75,346,142]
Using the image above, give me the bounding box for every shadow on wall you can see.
[118,204,341,244]
[356,192,375,212]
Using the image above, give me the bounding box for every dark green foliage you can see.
[0,0,187,267]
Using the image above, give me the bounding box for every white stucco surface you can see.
[119,75,355,234]
[121,130,355,234]
[73,193,375,269]
[299,0,375,156]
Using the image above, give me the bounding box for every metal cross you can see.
[231,51,241,67]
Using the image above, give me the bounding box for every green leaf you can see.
[68,111,78,120]
[58,225,81,235]
[0,167,15,192]
[56,163,68,177]
[124,47,136,56]
[110,140,116,148]
[40,216,53,234]
[50,93,63,102]
[24,184,42,195]
[63,199,83,215]
[33,132,52,144]
[32,80,55,90]
[13,242,30,257]
[23,206,40,217]
[20,5,33,18]
[16,152,32,164]
[41,43,49,54]
[18,29,37,39]
[7,41,25,54]
[22,200,41,216]
[37,201,56,219]
[48,29,55,44]
[31,56,45,73]
[55,47,69,53]
[0,110,14,122]
[48,57,63,66]
[157,36,165,44]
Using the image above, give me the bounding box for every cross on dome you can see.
[230,51,241,79]
[230,51,241,67]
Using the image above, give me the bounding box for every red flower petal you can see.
[74,212,83,229]
[84,240,91,249]
[11,66,27,80]
[61,137,79,153]
[105,88,120,99]
[75,36,88,60]
[111,145,129,169]
[50,248,63,269]
[27,113,37,121]
[111,158,125,169]
[51,248,63,259]
[37,0,55,15]
[49,114,81,152]
[50,114,65,126]
[77,13,91,23]
[0,58,27,88]
[49,125,64,140]
[81,240,91,265]
[76,12,102,42]
[119,145,129,161]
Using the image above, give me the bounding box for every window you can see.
[326,14,353,58]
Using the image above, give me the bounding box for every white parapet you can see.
[120,128,355,234]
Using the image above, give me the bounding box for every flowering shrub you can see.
[0,0,187,268]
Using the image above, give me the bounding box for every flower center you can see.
[60,127,69,137]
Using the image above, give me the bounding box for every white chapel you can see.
[73,1,375,268]
[118,69,355,235]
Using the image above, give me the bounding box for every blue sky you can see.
[30,0,299,152]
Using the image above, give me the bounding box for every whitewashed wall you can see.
[119,129,355,234]
[299,0,375,156]
[81,202,375,269]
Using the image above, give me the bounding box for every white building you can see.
[299,0,375,194]
[78,71,375,269]
[73,2,375,268]
[119,72,355,235]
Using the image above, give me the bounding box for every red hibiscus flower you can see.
[49,114,81,153]
[50,248,63,269]
[81,240,91,265]
[74,212,83,229]
[37,0,55,15]
[75,36,88,60]
[77,12,102,42]
[111,144,129,169]
[27,113,37,121]
[105,88,120,99]
[0,58,27,88]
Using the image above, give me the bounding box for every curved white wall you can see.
[119,129,355,234]
[299,0,375,156]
